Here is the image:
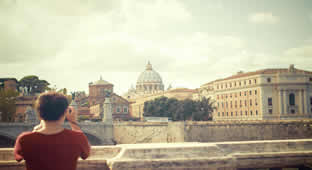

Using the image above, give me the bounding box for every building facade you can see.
[199,65,312,121]
[0,78,17,91]
[88,77,130,121]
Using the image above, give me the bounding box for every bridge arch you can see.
[84,132,102,145]
[0,132,16,148]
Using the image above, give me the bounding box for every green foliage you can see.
[0,89,19,122]
[143,97,215,121]
[18,75,50,95]
[144,97,214,121]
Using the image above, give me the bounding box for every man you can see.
[14,92,90,170]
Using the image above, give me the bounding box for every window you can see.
[124,107,128,113]
[230,83,232,88]
[240,92,242,96]
[231,112,233,116]
[267,78,271,83]
[217,102,219,108]
[249,80,251,84]
[245,100,247,106]
[226,112,229,116]
[310,77,312,82]
[217,85,219,89]
[235,101,237,108]
[249,90,252,95]
[291,109,295,114]
[268,109,273,114]
[268,97,272,106]
[255,90,257,95]
[222,112,224,116]
[245,111,248,116]
[226,102,228,108]
[240,111,243,116]
[244,80,246,85]
[289,93,295,106]
[310,97,312,105]
[244,91,246,96]
[256,110,258,115]
[250,111,253,116]
[222,102,224,108]
[239,82,241,86]
[117,107,121,113]
[235,82,237,86]
[218,112,220,116]
[230,93,232,98]
[254,79,257,84]
[235,111,238,116]
[255,99,258,106]
[250,99,252,106]
[230,101,232,108]
[221,85,223,89]
[240,100,242,107]
[225,84,227,88]
[235,93,237,98]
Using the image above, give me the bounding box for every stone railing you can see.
[1,139,312,170]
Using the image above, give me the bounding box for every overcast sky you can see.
[1,0,312,95]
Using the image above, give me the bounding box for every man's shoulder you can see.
[17,131,36,138]
[64,129,86,138]
[16,131,37,142]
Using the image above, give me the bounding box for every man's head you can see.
[35,92,69,121]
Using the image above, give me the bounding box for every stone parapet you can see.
[2,139,312,170]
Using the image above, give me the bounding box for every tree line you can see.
[143,96,215,121]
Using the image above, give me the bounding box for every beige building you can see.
[199,65,312,121]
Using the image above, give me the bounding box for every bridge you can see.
[1,120,312,147]
[0,122,114,146]
[1,139,312,170]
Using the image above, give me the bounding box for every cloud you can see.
[248,12,279,24]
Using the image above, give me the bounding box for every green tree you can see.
[192,97,215,121]
[0,89,19,122]
[18,75,50,95]
[143,96,215,121]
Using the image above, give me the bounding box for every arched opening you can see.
[84,133,102,146]
[289,93,295,106]
[0,135,15,148]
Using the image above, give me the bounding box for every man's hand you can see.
[32,120,43,132]
[66,106,81,131]
[66,106,77,123]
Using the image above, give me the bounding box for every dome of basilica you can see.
[136,62,163,84]
[135,62,164,93]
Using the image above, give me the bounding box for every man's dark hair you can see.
[35,92,69,121]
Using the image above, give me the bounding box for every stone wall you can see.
[113,120,312,144]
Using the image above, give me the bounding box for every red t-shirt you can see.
[14,129,90,170]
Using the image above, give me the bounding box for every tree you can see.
[0,89,19,122]
[143,96,215,121]
[18,75,50,95]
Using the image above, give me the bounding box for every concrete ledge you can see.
[1,139,312,170]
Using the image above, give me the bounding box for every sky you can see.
[0,0,312,95]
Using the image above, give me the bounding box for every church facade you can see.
[88,77,131,121]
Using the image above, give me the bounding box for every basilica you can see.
[123,62,196,119]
